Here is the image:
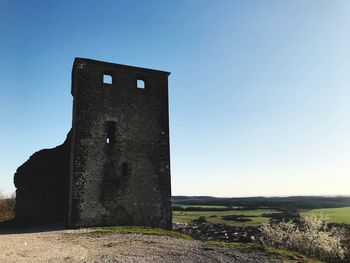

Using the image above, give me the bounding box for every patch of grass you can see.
[205,241,322,262]
[206,240,259,250]
[263,247,323,263]
[90,226,192,240]
[300,207,350,224]
[173,209,281,226]
[174,204,230,209]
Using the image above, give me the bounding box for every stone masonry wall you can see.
[68,58,172,229]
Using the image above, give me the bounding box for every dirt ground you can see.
[0,226,302,263]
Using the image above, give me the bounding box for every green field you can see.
[173,209,281,226]
[300,206,350,224]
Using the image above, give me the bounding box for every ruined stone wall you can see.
[68,58,172,229]
[14,132,71,224]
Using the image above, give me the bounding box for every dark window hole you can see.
[106,121,116,144]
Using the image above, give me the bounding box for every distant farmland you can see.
[172,196,350,211]
[172,196,350,226]
[173,208,281,226]
[301,207,350,224]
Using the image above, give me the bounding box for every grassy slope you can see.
[301,207,350,224]
[90,226,192,239]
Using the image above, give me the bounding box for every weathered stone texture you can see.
[14,132,71,224]
[68,58,172,229]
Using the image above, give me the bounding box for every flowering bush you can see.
[259,213,348,261]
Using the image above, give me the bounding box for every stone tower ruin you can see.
[68,58,172,228]
[14,58,172,229]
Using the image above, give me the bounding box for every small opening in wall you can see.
[106,121,116,144]
[103,74,112,84]
[137,79,145,89]
[122,162,128,177]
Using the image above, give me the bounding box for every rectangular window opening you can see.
[106,121,116,144]
[122,162,128,177]
[103,74,112,84]
[137,79,145,89]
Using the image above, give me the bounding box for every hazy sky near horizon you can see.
[1,0,350,197]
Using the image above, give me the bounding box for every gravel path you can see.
[0,228,296,262]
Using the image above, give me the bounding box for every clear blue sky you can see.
[1,0,349,197]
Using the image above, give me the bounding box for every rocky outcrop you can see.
[14,131,71,224]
